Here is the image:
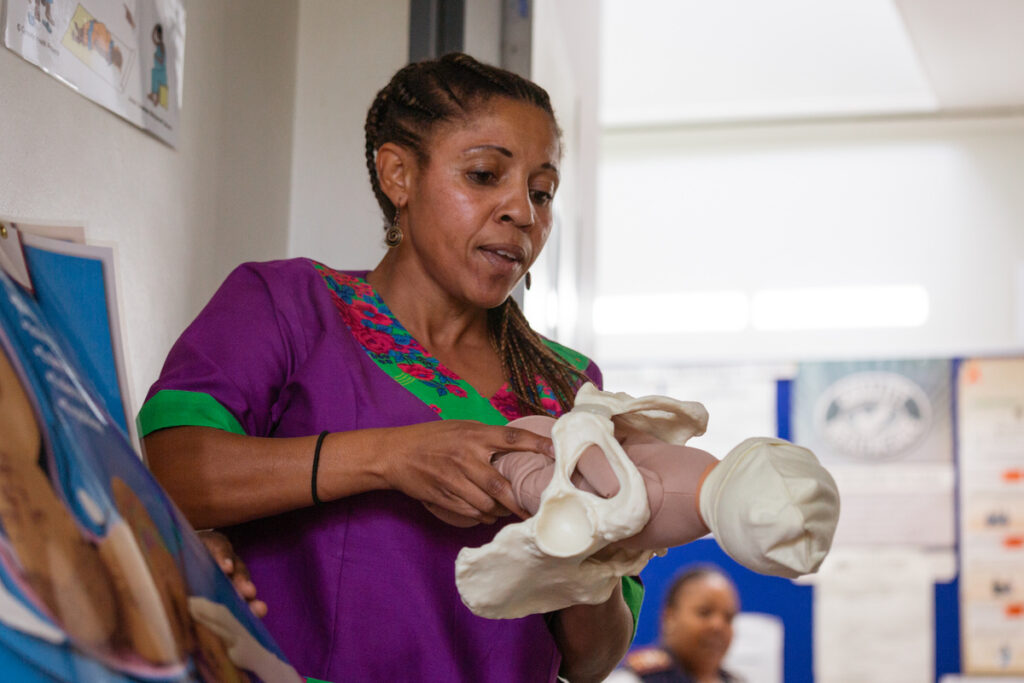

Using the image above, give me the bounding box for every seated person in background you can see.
[610,565,742,683]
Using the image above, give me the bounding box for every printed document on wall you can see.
[814,549,934,683]
[2,0,185,146]
[958,358,1024,675]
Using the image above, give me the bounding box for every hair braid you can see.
[488,298,587,415]
[364,89,394,222]
[366,52,584,415]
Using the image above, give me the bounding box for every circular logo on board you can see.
[814,371,932,460]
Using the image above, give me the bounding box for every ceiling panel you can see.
[600,0,1024,127]
[894,0,1024,110]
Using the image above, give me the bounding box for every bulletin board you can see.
[629,364,967,683]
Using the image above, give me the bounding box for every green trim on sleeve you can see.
[622,575,645,640]
[541,338,591,372]
[136,389,246,437]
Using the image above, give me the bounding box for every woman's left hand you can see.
[199,530,268,618]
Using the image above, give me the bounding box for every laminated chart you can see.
[957,358,1024,675]
[3,0,185,146]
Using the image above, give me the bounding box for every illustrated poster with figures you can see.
[2,0,185,146]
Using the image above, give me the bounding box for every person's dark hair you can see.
[663,565,734,612]
[364,52,584,415]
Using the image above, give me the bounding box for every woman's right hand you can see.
[378,421,552,525]
[199,529,267,618]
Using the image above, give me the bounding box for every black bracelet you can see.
[311,430,329,506]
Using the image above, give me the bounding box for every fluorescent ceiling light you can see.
[751,285,930,330]
[593,285,930,336]
[594,291,749,334]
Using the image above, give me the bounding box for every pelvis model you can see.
[453,383,840,619]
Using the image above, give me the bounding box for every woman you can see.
[614,567,741,683]
[139,53,639,682]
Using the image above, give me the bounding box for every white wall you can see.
[526,0,601,354]
[286,0,409,268]
[0,0,299,415]
[597,115,1024,364]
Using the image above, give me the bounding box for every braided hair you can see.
[364,53,585,416]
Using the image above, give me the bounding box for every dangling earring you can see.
[525,271,532,290]
[385,206,403,248]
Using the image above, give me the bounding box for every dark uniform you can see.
[622,646,741,683]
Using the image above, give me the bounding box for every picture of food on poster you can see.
[0,266,301,680]
[2,0,185,146]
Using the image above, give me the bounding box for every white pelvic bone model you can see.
[455,384,840,619]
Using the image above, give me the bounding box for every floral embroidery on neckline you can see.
[313,263,565,421]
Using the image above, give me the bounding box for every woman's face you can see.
[401,97,560,309]
[662,574,738,674]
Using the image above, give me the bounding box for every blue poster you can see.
[22,244,130,434]
[0,267,300,682]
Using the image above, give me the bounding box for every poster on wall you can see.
[2,0,185,147]
[0,265,301,681]
[0,218,134,442]
[792,359,955,549]
[957,358,1024,675]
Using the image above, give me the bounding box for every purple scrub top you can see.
[140,259,603,681]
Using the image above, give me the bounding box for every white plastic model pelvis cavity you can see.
[455,383,840,619]
[454,384,708,619]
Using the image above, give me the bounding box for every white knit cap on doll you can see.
[699,437,840,578]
